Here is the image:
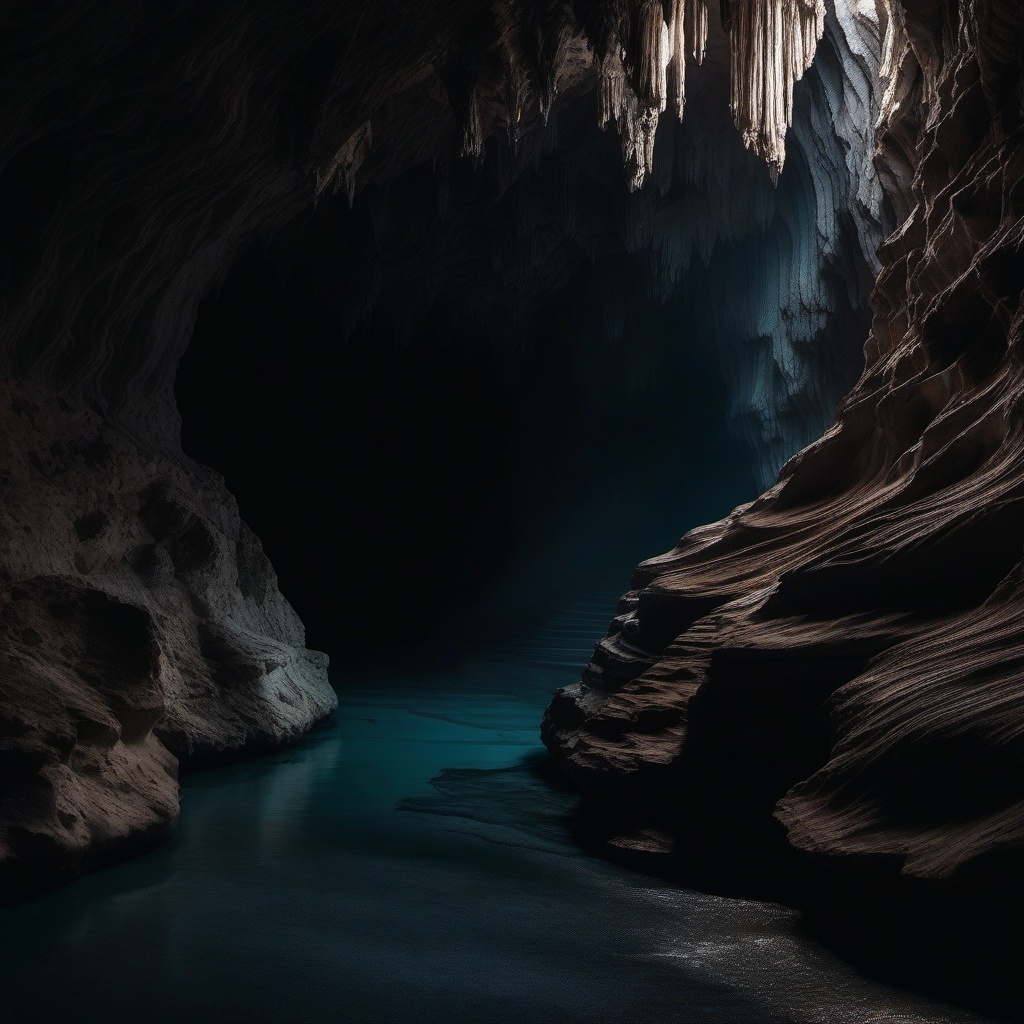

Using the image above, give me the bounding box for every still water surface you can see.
[0,606,1005,1024]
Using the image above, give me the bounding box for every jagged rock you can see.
[543,0,1024,1002]
[0,380,335,897]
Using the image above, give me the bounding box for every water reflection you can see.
[0,667,1007,1024]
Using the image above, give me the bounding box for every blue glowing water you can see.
[0,473,1004,1023]
[0,626,1002,1024]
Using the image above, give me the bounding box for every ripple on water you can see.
[0,658,1009,1024]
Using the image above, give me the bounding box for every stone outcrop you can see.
[543,0,1024,1005]
[0,379,335,897]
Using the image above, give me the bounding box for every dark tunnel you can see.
[177,215,757,656]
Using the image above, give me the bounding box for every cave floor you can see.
[0,596,1006,1024]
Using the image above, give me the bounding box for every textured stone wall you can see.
[543,0,1024,1000]
[677,2,889,486]
[0,377,336,896]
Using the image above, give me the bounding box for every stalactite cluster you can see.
[725,0,825,179]
[307,0,833,197]
[276,3,886,490]
[582,0,823,189]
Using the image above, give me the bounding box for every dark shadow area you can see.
[555,780,1024,1023]
[404,745,1024,1023]
[177,210,758,657]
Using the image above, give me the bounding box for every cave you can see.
[1,1,1022,1022]
[176,233,758,656]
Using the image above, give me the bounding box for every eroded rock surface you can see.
[0,381,334,896]
[543,1,1024,1002]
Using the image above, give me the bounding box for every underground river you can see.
[0,588,1005,1024]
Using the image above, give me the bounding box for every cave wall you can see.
[543,0,1024,1000]
[0,1,376,896]
[700,2,889,486]
[0,381,334,895]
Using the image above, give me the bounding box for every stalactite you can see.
[315,121,372,204]
[597,30,662,191]
[620,94,662,190]
[635,1,669,112]
[598,39,627,131]
[435,0,839,191]
[668,0,687,117]
[532,8,575,124]
[503,51,532,149]
[727,0,825,180]
[590,0,826,189]
[461,87,485,159]
[688,0,709,64]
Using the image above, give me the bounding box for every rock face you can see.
[543,0,1024,1003]
[0,380,335,897]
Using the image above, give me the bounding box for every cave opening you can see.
[174,7,885,663]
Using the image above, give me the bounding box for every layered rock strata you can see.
[544,0,1024,1004]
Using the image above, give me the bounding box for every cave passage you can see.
[177,213,760,658]
[172,6,882,664]
[4,0,1024,1020]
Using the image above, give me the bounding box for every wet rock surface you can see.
[543,2,1024,1012]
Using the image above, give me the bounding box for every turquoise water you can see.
[0,598,1005,1024]
[0,468,1005,1024]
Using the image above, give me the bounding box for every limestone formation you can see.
[0,380,335,896]
[543,0,1024,996]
